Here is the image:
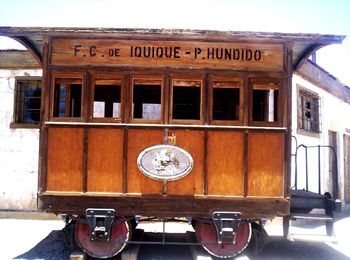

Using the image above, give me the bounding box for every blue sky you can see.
[0,0,349,85]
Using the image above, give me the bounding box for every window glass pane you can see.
[132,80,161,120]
[252,88,278,122]
[172,80,201,120]
[15,79,41,123]
[213,87,240,121]
[93,80,121,118]
[53,79,82,117]
[298,89,321,133]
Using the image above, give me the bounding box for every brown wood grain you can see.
[207,131,245,196]
[167,130,205,195]
[87,128,124,193]
[247,132,284,196]
[47,127,83,191]
[126,129,164,194]
[51,39,284,71]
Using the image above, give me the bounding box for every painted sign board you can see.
[51,39,284,71]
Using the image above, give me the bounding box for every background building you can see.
[292,59,350,205]
[0,49,42,210]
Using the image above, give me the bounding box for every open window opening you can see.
[252,84,279,122]
[53,78,82,118]
[93,79,121,119]
[212,82,241,121]
[132,79,162,120]
[172,80,201,120]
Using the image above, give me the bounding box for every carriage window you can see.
[172,80,201,120]
[93,79,121,118]
[53,79,82,118]
[252,84,279,122]
[212,82,240,121]
[132,79,162,120]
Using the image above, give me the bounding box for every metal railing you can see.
[292,139,338,199]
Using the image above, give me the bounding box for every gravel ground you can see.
[1,207,349,260]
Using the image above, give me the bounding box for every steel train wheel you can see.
[195,221,251,258]
[75,216,130,259]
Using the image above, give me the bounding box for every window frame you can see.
[129,75,165,124]
[249,78,282,127]
[209,75,244,126]
[50,72,86,122]
[11,76,42,128]
[90,73,123,123]
[297,86,322,135]
[169,74,205,125]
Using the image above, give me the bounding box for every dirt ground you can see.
[1,207,350,260]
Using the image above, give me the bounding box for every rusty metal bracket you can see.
[212,211,241,244]
[86,208,115,242]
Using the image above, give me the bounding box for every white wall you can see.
[0,69,42,210]
[292,74,350,203]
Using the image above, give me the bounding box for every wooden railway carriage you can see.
[0,27,344,258]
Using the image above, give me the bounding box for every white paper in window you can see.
[113,103,121,118]
[142,103,161,120]
[268,90,275,122]
[93,101,105,118]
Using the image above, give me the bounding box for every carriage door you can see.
[344,134,350,203]
[329,131,339,199]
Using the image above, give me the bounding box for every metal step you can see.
[290,213,333,221]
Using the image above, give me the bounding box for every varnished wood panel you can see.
[247,132,284,196]
[207,131,244,196]
[39,193,290,219]
[126,129,164,193]
[167,130,204,195]
[87,129,123,192]
[47,127,83,191]
[51,38,284,71]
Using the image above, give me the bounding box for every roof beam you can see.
[10,36,42,67]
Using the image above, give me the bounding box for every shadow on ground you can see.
[15,226,350,260]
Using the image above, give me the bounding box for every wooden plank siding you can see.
[47,127,84,191]
[87,128,124,193]
[39,34,292,219]
[247,132,284,196]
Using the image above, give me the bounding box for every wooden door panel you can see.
[207,131,244,196]
[248,132,284,197]
[127,129,164,194]
[47,127,83,192]
[87,128,123,193]
[167,130,204,195]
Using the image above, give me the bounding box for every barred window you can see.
[13,78,42,125]
[298,89,321,133]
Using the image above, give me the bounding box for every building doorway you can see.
[328,131,338,199]
[344,134,350,203]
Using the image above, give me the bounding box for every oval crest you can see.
[137,144,194,181]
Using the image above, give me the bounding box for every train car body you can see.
[0,27,344,258]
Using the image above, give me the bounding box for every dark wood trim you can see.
[243,130,249,197]
[38,36,51,193]
[122,128,128,194]
[82,128,88,193]
[284,43,293,198]
[203,129,208,195]
[38,193,290,219]
[164,72,170,125]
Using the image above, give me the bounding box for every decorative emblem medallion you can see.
[137,144,194,181]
